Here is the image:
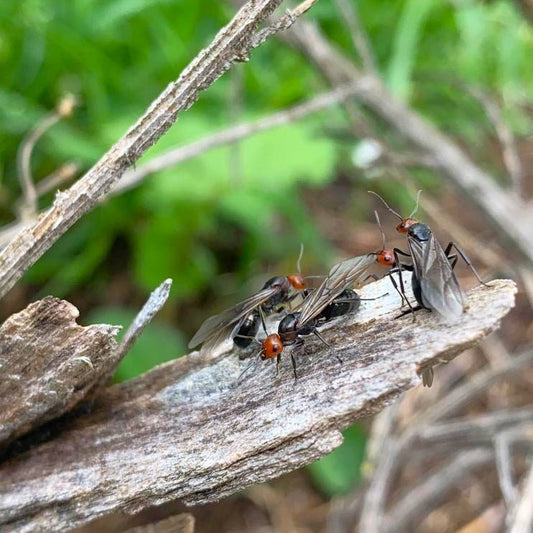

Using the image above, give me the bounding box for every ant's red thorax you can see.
[287,274,306,290]
[261,334,283,359]
[396,218,418,234]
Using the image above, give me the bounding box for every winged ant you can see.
[369,190,490,386]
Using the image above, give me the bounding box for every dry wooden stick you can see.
[0,277,516,532]
[0,0,317,300]
[508,461,533,533]
[112,83,365,196]
[15,95,77,220]
[383,448,495,533]
[284,21,533,265]
[0,298,119,447]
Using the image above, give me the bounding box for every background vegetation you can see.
[1,0,531,515]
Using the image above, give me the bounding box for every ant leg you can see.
[393,249,417,322]
[313,329,342,363]
[446,242,490,286]
[447,253,458,269]
[387,272,407,305]
[276,354,281,375]
[396,304,422,319]
[393,249,415,314]
[359,292,389,301]
[258,307,269,336]
[290,352,298,381]
[237,352,261,383]
[422,367,434,387]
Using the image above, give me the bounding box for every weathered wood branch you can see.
[0,298,119,448]
[0,0,316,299]
[0,277,516,532]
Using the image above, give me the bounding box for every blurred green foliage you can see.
[307,424,367,496]
[85,306,185,382]
[0,0,531,496]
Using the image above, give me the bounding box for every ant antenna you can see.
[296,243,304,275]
[368,191,403,221]
[237,351,262,382]
[409,189,422,218]
[374,210,387,250]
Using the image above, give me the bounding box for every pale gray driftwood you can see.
[0,277,516,532]
[0,298,119,447]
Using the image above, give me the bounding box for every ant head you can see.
[376,249,395,266]
[261,334,283,360]
[369,189,422,235]
[287,274,306,290]
[395,218,418,234]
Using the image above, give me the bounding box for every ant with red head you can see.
[369,190,490,385]
[188,273,307,355]
[188,247,310,356]
[248,241,395,380]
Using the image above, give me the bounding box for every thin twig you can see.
[251,0,319,48]
[15,95,77,221]
[332,0,377,74]
[419,408,533,445]
[495,428,521,510]
[358,436,400,533]
[119,279,173,359]
[16,113,59,219]
[112,83,365,195]
[383,448,495,533]
[508,461,533,533]
[35,162,80,197]
[465,85,524,196]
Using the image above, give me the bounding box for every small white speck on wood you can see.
[0,277,517,532]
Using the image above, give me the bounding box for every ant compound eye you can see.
[396,222,408,234]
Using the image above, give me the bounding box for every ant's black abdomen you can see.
[319,289,360,321]
[234,309,261,348]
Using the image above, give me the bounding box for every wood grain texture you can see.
[0,276,516,532]
[0,297,119,447]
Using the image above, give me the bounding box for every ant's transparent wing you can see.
[298,254,376,325]
[197,319,246,357]
[188,286,279,349]
[408,233,465,320]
